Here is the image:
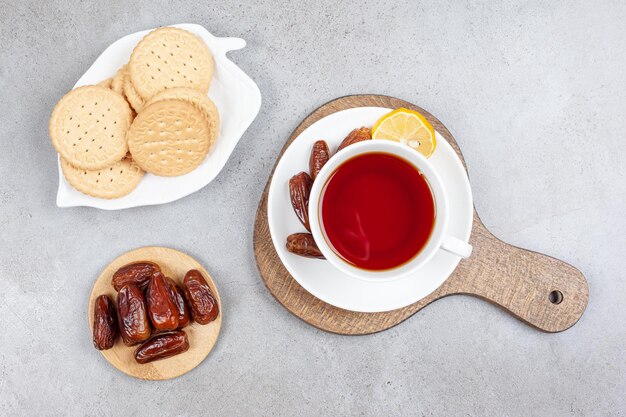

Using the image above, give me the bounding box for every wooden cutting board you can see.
[253,95,588,335]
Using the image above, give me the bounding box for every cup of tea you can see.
[308,140,472,282]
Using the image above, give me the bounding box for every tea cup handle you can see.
[441,236,473,258]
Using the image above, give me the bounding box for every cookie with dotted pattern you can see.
[128,27,214,100]
[61,155,144,199]
[123,70,145,112]
[111,65,127,95]
[145,87,220,151]
[98,78,113,89]
[127,99,211,176]
[49,86,132,170]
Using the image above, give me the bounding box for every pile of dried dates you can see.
[286,126,371,258]
[92,261,219,364]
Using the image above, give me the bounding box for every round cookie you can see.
[109,65,136,117]
[61,156,144,199]
[127,99,211,177]
[129,27,214,99]
[111,65,126,95]
[123,71,144,112]
[145,87,220,150]
[49,86,132,170]
[98,78,113,89]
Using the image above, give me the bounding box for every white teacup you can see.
[308,140,472,282]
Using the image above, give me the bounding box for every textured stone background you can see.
[0,1,624,416]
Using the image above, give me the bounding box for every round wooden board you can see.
[88,246,222,380]
[253,94,589,335]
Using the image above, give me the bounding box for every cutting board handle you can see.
[441,214,589,332]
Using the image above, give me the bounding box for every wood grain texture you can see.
[88,246,222,380]
[253,95,589,335]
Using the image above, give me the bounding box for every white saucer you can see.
[267,107,473,312]
[56,23,262,210]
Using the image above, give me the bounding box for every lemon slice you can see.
[372,108,436,158]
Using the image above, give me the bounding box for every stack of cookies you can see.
[49,27,220,199]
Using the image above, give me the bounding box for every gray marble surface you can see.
[1,1,624,416]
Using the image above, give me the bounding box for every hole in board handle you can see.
[549,290,563,305]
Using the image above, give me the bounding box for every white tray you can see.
[56,23,261,210]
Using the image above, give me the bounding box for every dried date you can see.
[167,278,190,328]
[289,172,313,232]
[337,126,371,152]
[134,330,190,364]
[309,140,331,180]
[116,284,151,346]
[111,261,161,291]
[92,294,118,350]
[286,233,325,259]
[183,269,219,324]
[146,272,179,331]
